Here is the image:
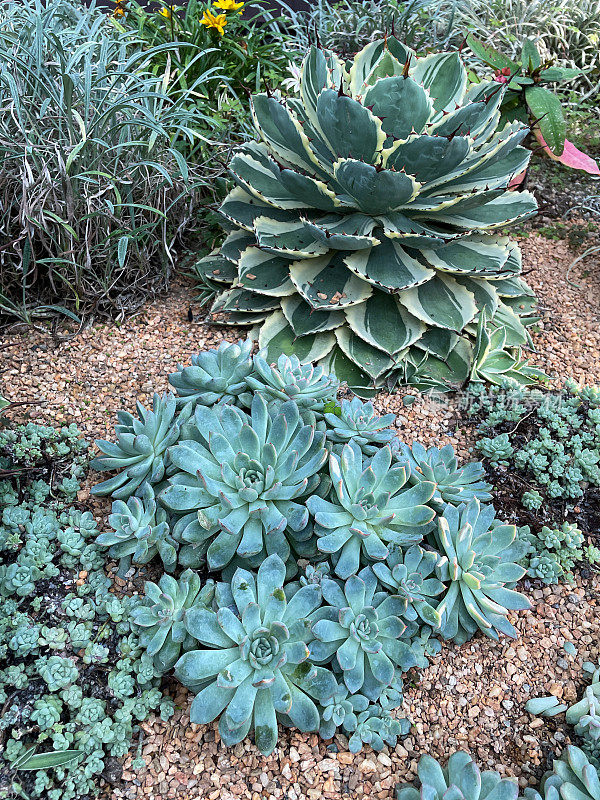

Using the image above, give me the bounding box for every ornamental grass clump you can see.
[0,0,210,325]
[91,337,533,756]
[192,36,541,394]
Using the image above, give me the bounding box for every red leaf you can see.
[534,128,600,175]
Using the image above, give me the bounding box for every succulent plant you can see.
[318,686,369,739]
[324,397,396,455]
[246,353,339,420]
[97,483,177,577]
[91,394,190,500]
[432,499,531,644]
[470,312,545,388]
[395,442,492,506]
[396,751,525,800]
[168,339,254,409]
[309,567,417,701]
[192,37,538,393]
[350,704,410,753]
[540,746,600,800]
[372,545,445,628]
[131,570,215,673]
[175,555,337,755]
[307,441,436,578]
[161,395,327,570]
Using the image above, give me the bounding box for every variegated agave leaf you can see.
[193,37,540,394]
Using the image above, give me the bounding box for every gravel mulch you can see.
[2,231,600,800]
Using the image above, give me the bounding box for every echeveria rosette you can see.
[307,441,436,579]
[535,747,600,800]
[396,751,526,800]
[318,686,368,740]
[131,570,215,673]
[91,394,191,500]
[431,499,531,644]
[193,37,538,394]
[325,397,396,455]
[175,555,336,755]
[350,705,410,753]
[394,442,492,506]
[161,394,328,571]
[373,545,446,629]
[246,353,339,421]
[309,567,417,701]
[168,339,254,410]
[97,483,177,577]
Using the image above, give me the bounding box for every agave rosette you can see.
[194,37,538,393]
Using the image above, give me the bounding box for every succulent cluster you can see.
[0,422,173,800]
[470,381,600,503]
[467,381,600,586]
[93,338,532,756]
[191,36,542,395]
[517,522,595,585]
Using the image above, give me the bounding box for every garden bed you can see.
[2,230,600,799]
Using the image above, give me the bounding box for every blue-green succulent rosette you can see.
[307,441,436,578]
[160,394,328,571]
[308,567,418,701]
[175,555,336,755]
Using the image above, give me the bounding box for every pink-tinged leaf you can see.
[509,169,527,188]
[534,128,600,175]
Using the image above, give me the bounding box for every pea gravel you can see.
[2,232,600,799]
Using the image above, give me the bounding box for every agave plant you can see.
[432,499,531,643]
[96,483,177,577]
[324,397,396,455]
[168,339,254,409]
[192,36,538,393]
[396,751,525,800]
[246,353,339,420]
[372,545,446,628]
[470,312,546,387]
[91,394,190,500]
[175,555,337,755]
[307,441,436,578]
[309,567,418,700]
[394,442,493,506]
[131,570,215,673]
[161,395,328,570]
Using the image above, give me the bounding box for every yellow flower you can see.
[213,0,244,11]
[113,6,125,16]
[201,9,227,34]
[158,6,173,18]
